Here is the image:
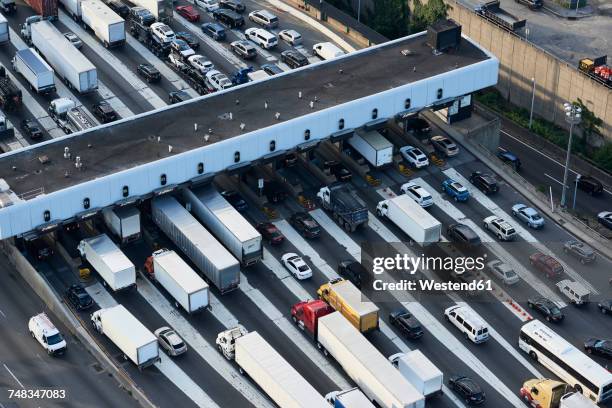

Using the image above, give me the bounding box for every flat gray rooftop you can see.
[0,33,489,198]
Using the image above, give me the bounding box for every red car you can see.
[256,222,285,245]
[176,5,200,22]
[529,252,563,279]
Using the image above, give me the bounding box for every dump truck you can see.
[151,195,240,294]
[48,98,96,134]
[144,248,209,313]
[78,234,136,291]
[325,388,375,408]
[475,0,526,31]
[81,0,125,47]
[103,206,141,244]
[347,129,393,167]
[12,48,56,94]
[30,21,97,93]
[388,351,443,397]
[316,183,368,232]
[578,56,611,86]
[0,66,22,111]
[317,278,379,333]
[318,312,425,408]
[183,186,262,266]
[216,326,329,408]
[91,305,160,369]
[520,379,598,408]
[376,195,441,245]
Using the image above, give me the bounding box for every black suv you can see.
[338,260,364,288]
[66,284,94,310]
[21,119,43,139]
[584,338,612,359]
[389,310,424,339]
[469,171,498,194]
[448,376,486,405]
[130,6,155,26]
[405,117,431,136]
[598,300,612,315]
[176,31,199,50]
[92,101,118,123]
[218,0,245,13]
[290,212,321,238]
[137,63,161,83]
[261,63,283,76]
[212,8,244,28]
[169,90,192,104]
[108,0,129,18]
[281,50,309,69]
[577,175,603,195]
[447,224,481,247]
[527,297,564,322]
[263,180,287,203]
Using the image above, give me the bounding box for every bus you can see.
[519,320,612,403]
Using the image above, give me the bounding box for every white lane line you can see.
[238,271,351,390]
[441,168,598,296]
[97,80,134,119]
[124,36,200,98]
[58,11,167,110]
[173,14,247,69]
[3,364,25,389]
[544,173,563,185]
[414,176,568,306]
[272,219,339,280]
[137,275,275,408]
[156,353,221,408]
[209,293,239,328]
[366,215,528,407]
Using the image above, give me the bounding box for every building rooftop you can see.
[0,32,489,199]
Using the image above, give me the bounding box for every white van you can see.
[556,279,590,306]
[313,42,345,60]
[444,305,489,344]
[28,312,67,355]
[244,27,277,49]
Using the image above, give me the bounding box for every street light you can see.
[560,102,581,208]
[528,77,536,129]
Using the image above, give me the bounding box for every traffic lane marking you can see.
[3,363,25,389]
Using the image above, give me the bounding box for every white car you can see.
[63,32,82,48]
[150,22,175,44]
[281,253,312,280]
[196,0,219,11]
[400,182,433,208]
[278,29,302,45]
[205,70,232,91]
[399,145,429,168]
[487,260,519,285]
[168,52,187,69]
[483,216,516,241]
[154,326,187,357]
[188,55,214,74]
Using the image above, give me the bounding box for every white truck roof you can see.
[98,305,156,345]
[83,234,134,273]
[153,249,209,293]
[556,279,590,297]
[391,195,440,230]
[330,279,379,318]
[30,312,60,336]
[399,350,442,381]
[16,49,53,75]
[355,129,393,151]
[31,21,96,73]
[81,0,124,24]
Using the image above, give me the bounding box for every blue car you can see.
[442,178,470,202]
[201,22,226,41]
[497,150,521,170]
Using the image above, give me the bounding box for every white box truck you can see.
[78,234,136,291]
[12,48,55,94]
[376,195,441,245]
[144,248,209,313]
[216,327,329,408]
[130,0,172,22]
[91,305,160,369]
[30,21,97,93]
[151,196,240,294]
[183,186,262,266]
[388,351,443,398]
[0,13,9,44]
[103,206,141,244]
[81,0,125,47]
[347,130,393,168]
[318,312,425,408]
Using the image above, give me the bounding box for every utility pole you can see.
[560,102,582,208]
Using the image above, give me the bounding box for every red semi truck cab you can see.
[291,300,334,339]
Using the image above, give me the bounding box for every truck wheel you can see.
[323,348,329,357]
[529,351,537,361]
[343,222,351,232]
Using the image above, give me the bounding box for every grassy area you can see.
[475,90,612,173]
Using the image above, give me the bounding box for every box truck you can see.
[317,278,379,333]
[81,0,125,47]
[91,305,160,369]
[325,388,375,408]
[12,48,56,94]
[30,21,97,93]
[183,186,262,266]
[130,0,172,22]
[0,13,8,44]
[347,130,393,168]
[388,351,443,397]
[376,195,441,245]
[24,0,57,18]
[151,196,240,294]
[216,326,329,408]
[316,183,368,232]
[103,206,141,244]
[294,309,424,408]
[144,248,209,313]
[78,234,136,291]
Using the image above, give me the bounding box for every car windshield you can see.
[298,265,309,272]
[172,342,185,350]
[77,293,90,304]
[550,306,561,315]
[47,333,64,345]
[532,214,542,221]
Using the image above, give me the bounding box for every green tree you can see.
[365,0,409,39]
[592,143,612,173]
[574,98,603,150]
[411,0,449,33]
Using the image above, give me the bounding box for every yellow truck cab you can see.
[519,379,596,408]
[317,278,379,333]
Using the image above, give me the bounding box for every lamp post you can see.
[560,102,581,208]
[573,174,580,210]
[357,0,361,22]
[529,77,536,129]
